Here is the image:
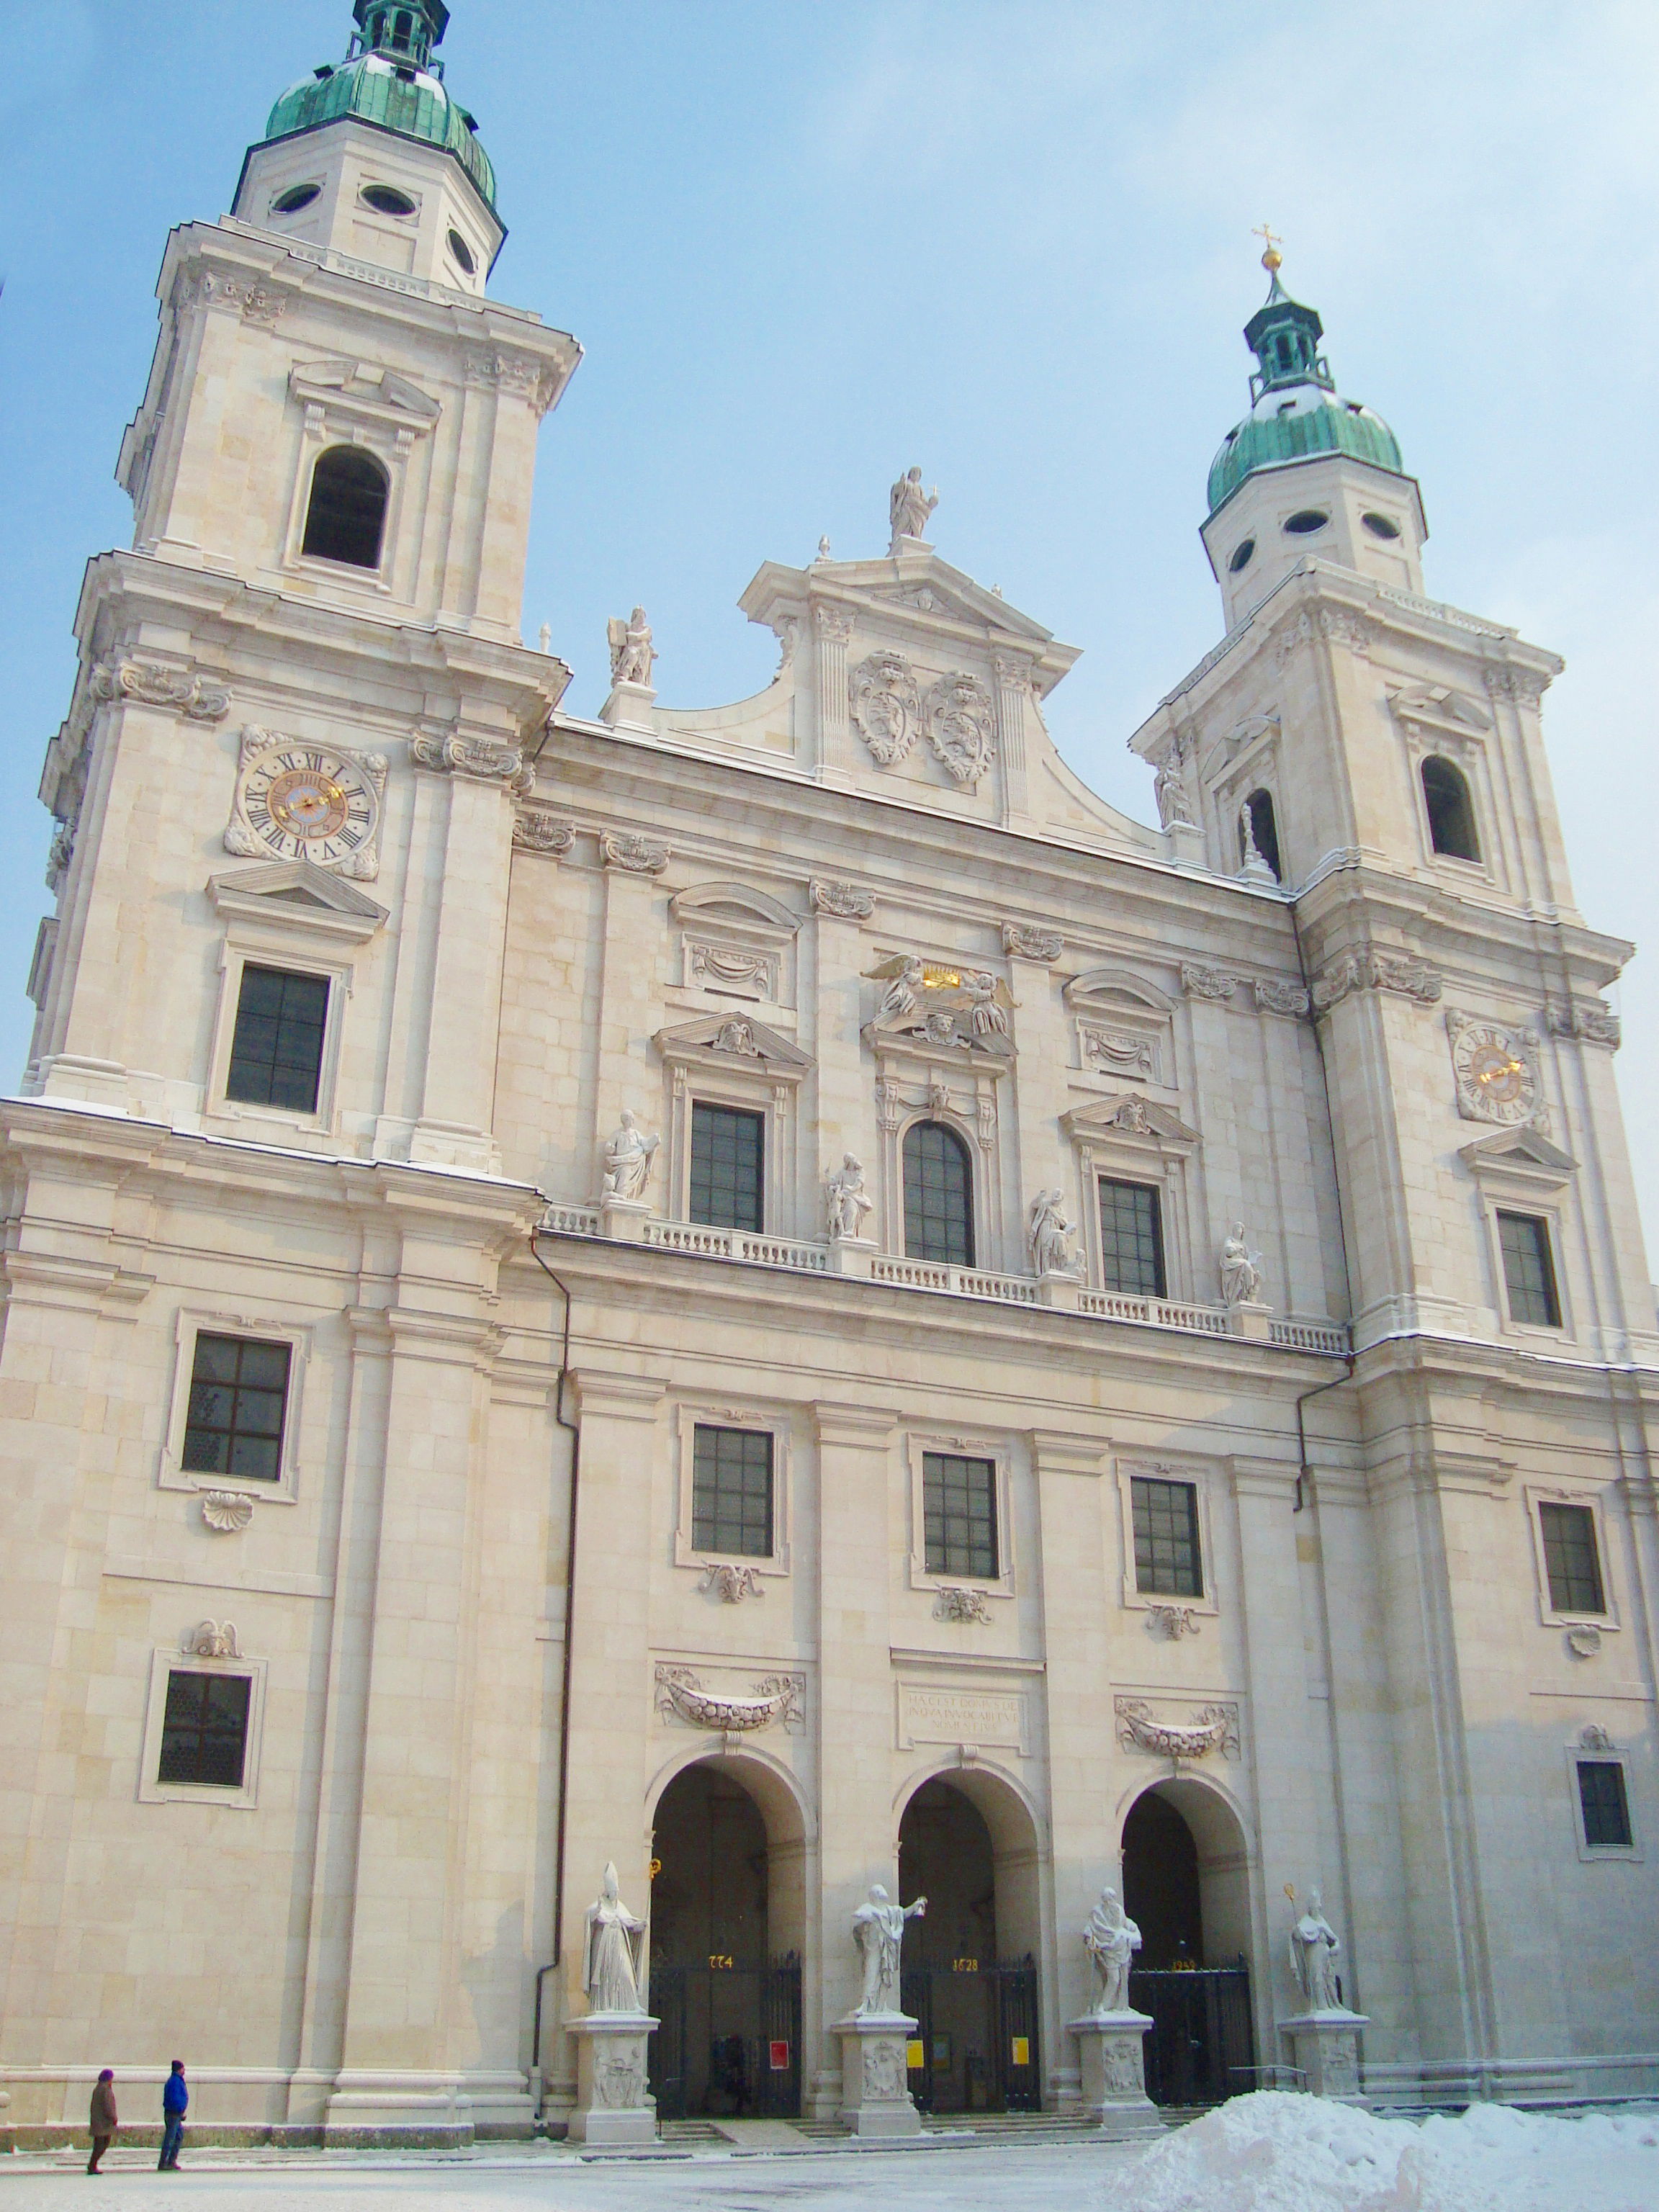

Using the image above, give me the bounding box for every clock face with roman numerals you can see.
[240,745,379,867]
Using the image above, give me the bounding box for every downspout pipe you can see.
[1287,892,1358,1510]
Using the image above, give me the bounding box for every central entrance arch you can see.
[1121,1779,1254,2107]
[896,1769,1041,2113]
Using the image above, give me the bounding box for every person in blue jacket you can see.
[158,2061,187,2170]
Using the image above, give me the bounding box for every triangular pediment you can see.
[207,860,388,941]
[1459,1126,1577,1182]
[739,554,1073,668]
[653,1013,813,1077]
[289,359,442,427]
[1387,683,1492,734]
[1062,1094,1198,1146]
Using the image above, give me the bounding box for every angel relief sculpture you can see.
[863,956,1015,1057]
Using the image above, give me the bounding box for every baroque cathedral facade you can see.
[4,0,1655,2144]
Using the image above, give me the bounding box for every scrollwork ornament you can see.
[849,651,922,767]
[654,1663,804,1733]
[1002,922,1064,962]
[513,809,576,855]
[182,1619,241,1659]
[601,830,670,875]
[811,878,874,918]
[410,730,534,795]
[91,660,230,723]
[1181,962,1240,1002]
[1114,1696,1238,1761]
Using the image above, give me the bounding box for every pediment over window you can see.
[207,860,387,943]
[1062,1094,1198,1149]
[653,1014,813,1082]
[289,359,442,432]
[1460,1125,1577,1187]
[668,882,801,933]
[1064,967,1176,1015]
[1387,683,1492,736]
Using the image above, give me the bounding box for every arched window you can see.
[1241,788,1282,881]
[903,1121,974,1267]
[1421,755,1480,862]
[301,446,390,570]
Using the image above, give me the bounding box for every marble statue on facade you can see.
[964,969,1010,1036]
[1219,1223,1263,1306]
[1028,1188,1078,1277]
[824,1154,873,1241]
[601,1111,660,1202]
[607,607,657,689]
[852,1884,927,2015]
[1083,1887,1143,2015]
[889,467,938,549]
[583,1862,647,2014]
[1154,755,1197,829]
[1289,1887,1344,2011]
[877,956,925,1022]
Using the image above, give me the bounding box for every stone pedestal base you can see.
[1226,1299,1274,1341]
[827,1235,877,1277]
[1037,1269,1083,1310]
[1069,2012,1161,2137]
[601,681,657,732]
[1280,2010,1369,2103]
[833,2012,924,2137]
[567,2011,659,2144]
[599,1195,652,1242]
[1164,821,1206,868]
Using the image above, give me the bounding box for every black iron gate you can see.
[1128,1963,1254,2106]
[902,1956,1040,2113]
[647,1955,801,2121]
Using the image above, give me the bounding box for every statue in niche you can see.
[1083,1886,1143,2015]
[1219,1222,1263,1306]
[889,467,939,548]
[852,1884,927,2015]
[1154,755,1197,829]
[1289,1887,1344,2011]
[1027,1188,1078,1277]
[583,1861,647,2014]
[607,606,657,689]
[824,1154,873,1241]
[601,1110,660,1202]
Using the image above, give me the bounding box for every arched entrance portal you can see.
[1121,1780,1254,2107]
[646,1759,805,2119]
[896,1773,1041,2113]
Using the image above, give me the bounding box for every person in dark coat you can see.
[87,2070,117,2173]
[158,2060,187,2170]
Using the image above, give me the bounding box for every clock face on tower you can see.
[1448,1015,1540,1126]
[226,731,387,878]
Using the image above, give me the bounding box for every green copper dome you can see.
[260,1,497,214]
[1207,263,1401,515]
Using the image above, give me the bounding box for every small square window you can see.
[1498,1210,1561,1328]
[157,1669,252,1789]
[923,1452,997,1580]
[1132,1475,1202,1598]
[1099,1179,1166,1298]
[692,1425,773,1557]
[1539,1501,1606,1616]
[225,965,328,1113]
[689,1103,765,1232]
[1577,1760,1633,1851]
[181,1333,292,1483]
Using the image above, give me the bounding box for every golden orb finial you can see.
[1252,222,1283,274]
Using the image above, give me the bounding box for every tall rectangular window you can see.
[1132,1475,1202,1598]
[157,1670,253,1789]
[1498,1210,1561,1328]
[692,1424,773,1557]
[1099,1179,1166,1298]
[1539,1501,1606,1615]
[225,965,328,1112]
[181,1333,292,1483]
[689,1102,765,1231]
[923,1452,997,1580]
[1576,1761,1633,1851]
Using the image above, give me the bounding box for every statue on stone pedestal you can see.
[607,607,657,689]
[889,467,939,548]
[583,1862,646,2014]
[824,1154,873,1241]
[601,1110,660,1202]
[852,1884,927,2015]
[1219,1222,1263,1306]
[1154,755,1196,830]
[1288,1886,1344,2011]
[1027,1188,1077,1277]
[1083,1886,1143,2015]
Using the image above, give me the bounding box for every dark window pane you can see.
[688,1104,765,1232]
[1498,1212,1561,1328]
[902,1123,974,1267]
[1099,1179,1166,1298]
[1131,1475,1202,1598]
[1577,1761,1632,1850]
[1242,788,1282,879]
[225,966,328,1113]
[181,1332,292,1483]
[301,445,390,568]
[1539,1501,1605,1615]
[1421,756,1480,862]
[157,1670,252,1788]
[692,1425,773,1557]
[922,1452,997,1579]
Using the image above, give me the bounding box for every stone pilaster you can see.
[811,605,853,782]
[993,655,1033,827]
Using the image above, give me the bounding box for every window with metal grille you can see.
[923,1451,997,1580]
[225,966,328,1113]
[157,1670,252,1788]
[902,1122,974,1267]
[181,1333,292,1483]
[1576,1761,1632,1850]
[1098,1179,1166,1298]
[1498,1211,1561,1328]
[692,1424,773,1557]
[301,445,390,568]
[1131,1475,1202,1598]
[1539,1501,1606,1615]
[689,1102,765,1231]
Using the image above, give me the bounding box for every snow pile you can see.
[1122,2090,1659,2212]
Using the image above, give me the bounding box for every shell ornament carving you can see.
[199,1490,254,1532]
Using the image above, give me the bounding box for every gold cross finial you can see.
[1253,222,1283,274]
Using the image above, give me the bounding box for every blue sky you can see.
[2,0,1656,1259]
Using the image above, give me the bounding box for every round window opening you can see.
[1283,509,1328,536]
[361,184,417,217]
[447,228,477,275]
[1362,511,1402,540]
[272,183,321,215]
[1228,538,1256,575]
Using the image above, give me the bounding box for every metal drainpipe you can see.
[1288,895,1358,1509]
[528,1233,580,2117]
